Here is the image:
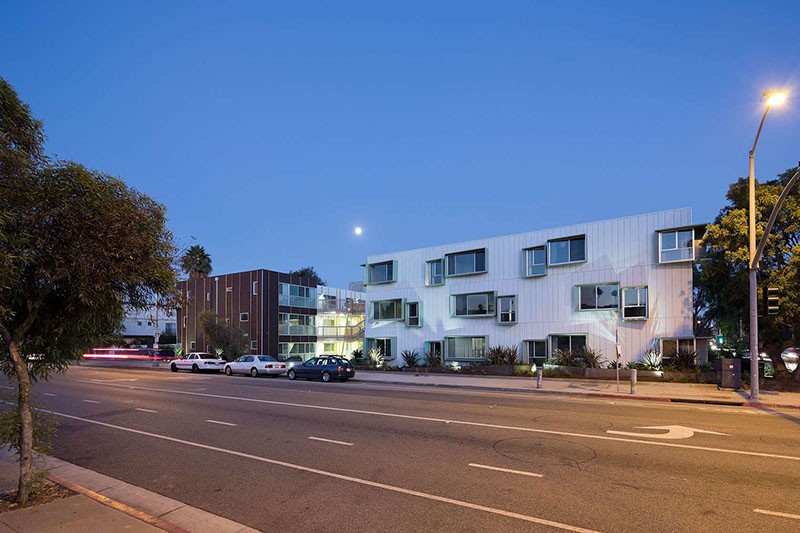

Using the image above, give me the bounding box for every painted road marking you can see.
[206,419,237,427]
[607,426,729,440]
[38,408,601,533]
[754,509,800,520]
[308,437,354,446]
[468,464,543,478]
[135,408,158,413]
[77,380,800,462]
[83,400,100,404]
[43,393,56,397]
[89,379,138,383]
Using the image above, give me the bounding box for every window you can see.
[250,341,257,350]
[252,281,258,295]
[498,296,516,324]
[206,292,211,302]
[365,338,395,359]
[279,283,317,308]
[622,287,648,319]
[190,341,196,350]
[183,316,187,327]
[406,302,421,327]
[453,292,495,317]
[424,341,442,361]
[279,313,315,335]
[445,249,486,277]
[662,338,694,356]
[372,299,403,320]
[279,342,316,361]
[137,321,142,326]
[549,236,586,265]
[323,342,336,353]
[240,312,249,322]
[426,259,444,286]
[367,261,396,284]
[226,287,233,292]
[187,290,192,299]
[445,336,486,359]
[524,246,546,277]
[659,229,694,263]
[523,340,547,366]
[578,283,620,310]
[549,334,586,359]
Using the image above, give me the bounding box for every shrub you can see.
[368,347,384,368]
[553,348,579,367]
[664,349,696,371]
[401,349,420,367]
[641,349,662,371]
[351,348,363,359]
[425,349,442,368]
[485,345,519,365]
[577,346,606,368]
[625,361,644,370]
[607,361,622,369]
[504,345,519,365]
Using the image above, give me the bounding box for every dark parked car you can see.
[287,357,355,382]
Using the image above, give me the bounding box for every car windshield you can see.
[257,356,277,362]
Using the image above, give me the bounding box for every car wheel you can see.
[224,366,232,376]
[191,364,199,373]
[322,371,331,383]
[170,363,178,373]
[250,367,259,378]
[287,369,296,380]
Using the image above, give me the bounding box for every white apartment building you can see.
[363,208,708,367]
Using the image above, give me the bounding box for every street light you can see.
[748,90,787,400]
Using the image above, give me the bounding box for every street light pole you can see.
[748,91,787,401]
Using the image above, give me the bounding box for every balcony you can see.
[317,298,366,314]
[317,320,365,340]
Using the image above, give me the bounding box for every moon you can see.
[354,226,363,236]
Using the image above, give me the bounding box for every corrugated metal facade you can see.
[364,208,696,364]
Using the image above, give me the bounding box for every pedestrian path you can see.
[0,449,259,533]
[354,370,800,409]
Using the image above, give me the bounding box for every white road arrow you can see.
[606,425,730,440]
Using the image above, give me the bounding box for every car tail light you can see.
[267,364,274,368]
[279,364,285,368]
[337,366,344,372]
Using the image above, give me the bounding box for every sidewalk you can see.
[0,449,259,533]
[354,370,800,410]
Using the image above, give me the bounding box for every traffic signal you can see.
[767,287,780,315]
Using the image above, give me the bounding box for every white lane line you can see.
[82,400,100,404]
[135,408,158,413]
[205,419,237,427]
[308,437,354,446]
[43,393,56,397]
[38,408,600,533]
[754,509,800,520]
[89,379,138,382]
[468,463,543,478]
[76,380,800,462]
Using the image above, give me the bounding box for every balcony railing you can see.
[278,325,316,336]
[316,320,365,339]
[317,299,366,314]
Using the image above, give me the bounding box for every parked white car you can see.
[170,352,226,373]
[224,355,287,377]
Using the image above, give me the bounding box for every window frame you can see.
[451,291,496,318]
[240,312,249,322]
[524,246,547,277]
[426,259,444,286]
[372,299,404,321]
[250,341,257,350]
[658,229,695,263]
[523,339,548,366]
[549,334,587,359]
[445,249,487,277]
[406,301,421,327]
[622,286,648,320]
[548,235,586,266]
[497,295,517,324]
[444,336,488,360]
[576,283,620,311]
[252,281,258,295]
[366,260,397,285]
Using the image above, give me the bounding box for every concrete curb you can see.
[46,473,190,533]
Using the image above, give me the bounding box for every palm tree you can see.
[180,245,212,279]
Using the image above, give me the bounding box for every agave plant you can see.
[425,350,442,368]
[553,348,579,367]
[174,344,183,357]
[368,347,385,368]
[641,349,662,371]
[401,349,420,367]
[485,345,506,365]
[576,346,606,368]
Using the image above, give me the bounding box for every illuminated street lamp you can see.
[748,90,787,400]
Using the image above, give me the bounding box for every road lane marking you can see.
[43,393,56,397]
[308,437,354,446]
[468,464,543,478]
[38,408,601,533]
[135,408,158,413]
[606,426,729,440]
[89,379,138,382]
[205,419,237,427]
[754,509,800,520]
[75,381,800,462]
[82,400,100,404]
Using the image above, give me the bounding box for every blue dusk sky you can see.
[3,1,799,287]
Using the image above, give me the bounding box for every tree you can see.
[198,311,248,361]
[180,245,212,279]
[0,78,176,503]
[288,266,326,286]
[698,165,800,380]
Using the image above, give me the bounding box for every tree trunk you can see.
[8,341,35,504]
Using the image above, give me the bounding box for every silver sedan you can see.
[224,355,287,377]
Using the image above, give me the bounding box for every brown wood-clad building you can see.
[177,269,317,358]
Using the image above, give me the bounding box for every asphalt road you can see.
[4,365,800,532]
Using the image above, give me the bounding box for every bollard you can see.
[630,368,637,395]
[536,366,542,389]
